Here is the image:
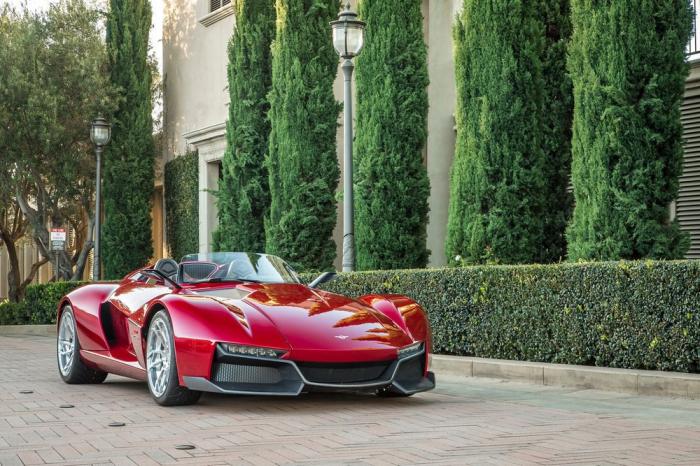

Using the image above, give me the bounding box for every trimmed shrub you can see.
[215,0,275,253]
[540,0,573,263]
[0,281,87,325]
[6,264,699,375]
[309,261,700,373]
[447,0,548,265]
[0,301,29,325]
[103,0,155,278]
[566,0,692,260]
[447,0,573,265]
[266,0,341,272]
[353,0,430,270]
[165,152,199,260]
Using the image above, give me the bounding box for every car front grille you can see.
[212,363,283,384]
[295,360,392,384]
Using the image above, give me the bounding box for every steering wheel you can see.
[154,258,179,280]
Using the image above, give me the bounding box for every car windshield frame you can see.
[178,252,301,285]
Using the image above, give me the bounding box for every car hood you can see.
[193,283,413,362]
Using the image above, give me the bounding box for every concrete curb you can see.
[431,354,700,399]
[0,324,55,337]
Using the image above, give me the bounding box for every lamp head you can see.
[90,116,111,147]
[330,2,365,59]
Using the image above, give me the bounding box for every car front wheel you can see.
[146,310,201,406]
[57,306,108,384]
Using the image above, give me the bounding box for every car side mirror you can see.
[308,271,337,288]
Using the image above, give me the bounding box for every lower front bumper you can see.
[182,348,436,396]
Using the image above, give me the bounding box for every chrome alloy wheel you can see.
[147,317,172,398]
[57,309,76,376]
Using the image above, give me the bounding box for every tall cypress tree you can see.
[567,0,692,260]
[353,0,430,270]
[215,0,275,253]
[266,0,340,271]
[540,0,573,262]
[446,0,548,265]
[103,0,154,278]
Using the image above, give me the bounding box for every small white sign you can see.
[50,228,67,251]
[50,229,67,242]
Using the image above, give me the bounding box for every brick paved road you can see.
[1,335,699,466]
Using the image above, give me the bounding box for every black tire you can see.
[146,310,202,406]
[57,306,108,384]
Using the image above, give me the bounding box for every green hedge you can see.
[0,301,30,325]
[5,262,699,374]
[308,261,700,373]
[164,151,199,261]
[0,281,87,325]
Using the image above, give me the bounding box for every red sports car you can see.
[56,252,435,405]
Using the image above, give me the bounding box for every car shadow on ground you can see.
[202,391,436,407]
[101,376,438,411]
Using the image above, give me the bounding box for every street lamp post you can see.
[90,116,111,281]
[331,1,365,272]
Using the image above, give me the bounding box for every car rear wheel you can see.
[146,310,201,406]
[57,306,108,384]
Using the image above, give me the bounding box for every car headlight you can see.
[221,343,286,359]
[397,342,424,358]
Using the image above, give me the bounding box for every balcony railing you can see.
[690,0,700,60]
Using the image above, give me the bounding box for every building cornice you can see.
[198,5,234,27]
[184,123,227,162]
[183,122,227,146]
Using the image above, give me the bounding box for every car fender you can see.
[59,283,120,352]
[135,293,290,385]
[356,294,430,341]
[356,294,431,368]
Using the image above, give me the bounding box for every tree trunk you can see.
[15,175,94,283]
[1,230,23,302]
[0,227,47,302]
[71,214,95,281]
